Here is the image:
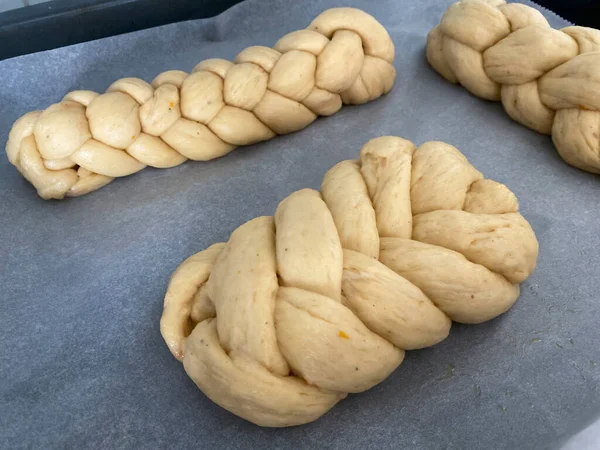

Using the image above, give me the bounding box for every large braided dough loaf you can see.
[5,8,395,200]
[427,0,600,174]
[160,136,539,427]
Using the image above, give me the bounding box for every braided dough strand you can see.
[5,8,396,200]
[160,136,539,427]
[427,0,600,174]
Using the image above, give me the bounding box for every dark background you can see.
[0,0,598,60]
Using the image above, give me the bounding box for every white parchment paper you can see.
[1,1,598,449]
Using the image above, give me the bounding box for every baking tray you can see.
[1,0,599,61]
[0,0,245,60]
[1,0,599,448]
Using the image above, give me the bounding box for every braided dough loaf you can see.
[5,8,395,200]
[160,136,539,427]
[427,0,600,174]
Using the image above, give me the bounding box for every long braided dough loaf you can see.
[160,136,539,427]
[5,8,395,200]
[427,0,600,174]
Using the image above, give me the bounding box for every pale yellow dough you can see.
[427,0,600,174]
[160,136,539,427]
[5,7,396,200]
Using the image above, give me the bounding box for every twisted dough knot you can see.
[427,0,600,174]
[5,8,395,200]
[160,136,539,427]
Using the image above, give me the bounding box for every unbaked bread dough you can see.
[427,0,600,174]
[5,7,396,200]
[160,136,539,427]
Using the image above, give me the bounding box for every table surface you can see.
[1,0,599,449]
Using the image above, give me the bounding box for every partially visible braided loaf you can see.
[160,136,539,427]
[5,8,395,200]
[427,0,600,174]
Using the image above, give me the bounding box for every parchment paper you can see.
[1,1,599,449]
